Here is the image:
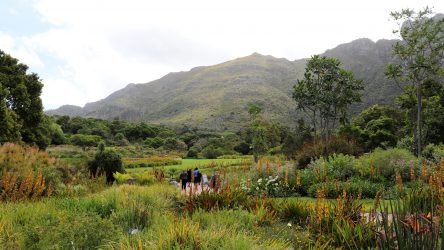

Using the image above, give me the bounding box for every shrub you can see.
[0,143,61,201]
[133,172,155,185]
[308,180,383,199]
[163,138,187,151]
[186,187,253,213]
[308,154,357,181]
[296,169,318,196]
[144,137,164,148]
[422,144,444,164]
[201,145,224,159]
[355,148,417,182]
[114,173,133,184]
[242,175,296,197]
[69,134,103,150]
[88,147,124,184]
[377,187,443,249]
[295,136,363,168]
[187,146,199,158]
[275,200,309,225]
[326,154,357,181]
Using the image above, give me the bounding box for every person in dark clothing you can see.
[193,167,201,189]
[186,169,192,187]
[179,171,188,191]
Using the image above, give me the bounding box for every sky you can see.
[1,0,444,110]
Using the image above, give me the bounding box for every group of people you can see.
[179,167,219,192]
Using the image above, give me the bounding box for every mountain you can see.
[47,38,400,131]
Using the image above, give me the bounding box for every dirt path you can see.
[177,182,212,195]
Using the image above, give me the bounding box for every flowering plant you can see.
[241,175,296,197]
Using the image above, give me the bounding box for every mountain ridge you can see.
[47,38,401,131]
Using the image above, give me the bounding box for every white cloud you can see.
[0,32,45,69]
[3,0,444,109]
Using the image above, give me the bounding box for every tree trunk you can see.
[416,82,422,156]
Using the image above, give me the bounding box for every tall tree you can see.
[293,55,363,141]
[386,7,444,156]
[0,50,45,146]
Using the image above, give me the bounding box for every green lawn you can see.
[126,158,250,173]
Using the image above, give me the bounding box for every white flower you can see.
[257,178,262,183]
[287,222,292,227]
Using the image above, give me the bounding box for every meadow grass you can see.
[126,158,251,173]
[0,182,298,249]
[276,196,392,212]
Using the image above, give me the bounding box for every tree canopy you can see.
[385,7,444,155]
[293,55,363,139]
[0,50,46,147]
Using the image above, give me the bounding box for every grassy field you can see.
[275,197,392,212]
[0,183,299,249]
[126,158,252,173]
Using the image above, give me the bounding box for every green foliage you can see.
[281,119,312,159]
[89,147,124,184]
[0,50,47,147]
[111,193,154,231]
[293,55,363,138]
[201,145,224,159]
[185,188,253,213]
[355,148,417,182]
[187,145,200,158]
[295,136,362,168]
[70,134,103,150]
[31,213,120,249]
[163,137,187,151]
[248,103,262,117]
[243,175,295,197]
[144,136,164,148]
[386,8,444,155]
[113,132,129,146]
[113,172,133,184]
[54,116,176,144]
[313,154,357,181]
[422,143,444,163]
[341,105,405,151]
[124,157,182,169]
[247,107,283,161]
[308,180,383,199]
[275,200,309,225]
[377,187,443,249]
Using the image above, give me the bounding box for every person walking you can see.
[193,167,200,192]
[211,172,220,192]
[186,169,192,187]
[202,174,209,191]
[179,170,188,191]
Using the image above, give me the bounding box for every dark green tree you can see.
[247,104,281,161]
[396,79,444,147]
[340,105,406,151]
[385,7,444,155]
[293,55,363,141]
[89,143,124,184]
[0,50,46,146]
